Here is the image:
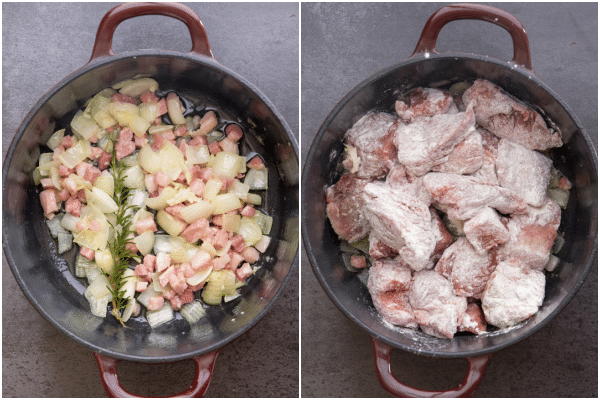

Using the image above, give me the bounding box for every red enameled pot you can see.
[302,4,597,397]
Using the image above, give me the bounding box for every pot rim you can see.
[301,50,597,358]
[3,48,299,363]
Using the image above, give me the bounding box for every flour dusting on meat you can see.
[325,79,566,338]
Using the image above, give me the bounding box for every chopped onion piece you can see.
[244,168,268,190]
[145,186,178,210]
[71,110,101,141]
[95,249,115,274]
[222,214,241,232]
[88,187,118,213]
[194,111,218,137]
[229,180,250,200]
[180,200,216,224]
[137,284,160,308]
[146,302,174,328]
[134,230,155,256]
[224,293,241,302]
[118,78,159,98]
[236,217,262,246]
[253,210,273,235]
[88,293,112,318]
[254,235,271,253]
[122,299,137,322]
[203,178,224,202]
[129,115,151,137]
[166,93,186,125]
[186,145,211,165]
[212,193,242,215]
[545,254,560,272]
[245,193,262,206]
[86,274,112,299]
[212,151,243,179]
[153,234,173,254]
[156,209,186,237]
[57,231,73,254]
[93,174,115,197]
[186,266,213,286]
[180,301,206,325]
[75,253,95,278]
[123,165,146,189]
[46,129,65,150]
[122,269,138,300]
[548,188,569,209]
[58,138,91,168]
[60,213,81,232]
[148,124,174,135]
[46,213,66,238]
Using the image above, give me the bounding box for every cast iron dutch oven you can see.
[3,3,298,397]
[302,3,597,397]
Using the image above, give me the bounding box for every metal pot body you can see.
[302,50,597,359]
[3,49,299,363]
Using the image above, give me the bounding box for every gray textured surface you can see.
[301,2,597,398]
[3,2,298,397]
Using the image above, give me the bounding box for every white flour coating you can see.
[481,259,545,328]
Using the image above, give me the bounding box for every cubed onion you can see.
[166,93,186,125]
[180,301,206,325]
[146,302,174,328]
[236,217,262,246]
[179,200,216,224]
[134,230,155,256]
[156,209,186,237]
[46,129,65,150]
[212,193,242,215]
[212,151,242,179]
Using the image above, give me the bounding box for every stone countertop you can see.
[2,2,298,397]
[301,2,597,397]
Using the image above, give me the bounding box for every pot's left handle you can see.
[94,351,219,398]
[372,338,492,398]
[89,2,213,62]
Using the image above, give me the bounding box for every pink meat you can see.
[462,79,562,150]
[343,111,397,179]
[134,216,157,235]
[65,197,82,217]
[39,189,59,216]
[431,130,484,175]
[236,263,254,281]
[155,252,171,272]
[181,218,210,244]
[112,93,137,105]
[325,173,372,243]
[457,303,487,334]
[463,207,509,255]
[147,296,165,311]
[395,87,458,123]
[191,249,212,271]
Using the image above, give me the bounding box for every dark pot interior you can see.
[302,52,597,358]
[3,51,299,362]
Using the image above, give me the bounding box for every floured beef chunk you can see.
[458,303,487,334]
[367,259,418,328]
[498,199,561,270]
[434,237,497,299]
[430,208,454,264]
[369,232,398,260]
[325,173,372,243]
[431,130,484,175]
[496,138,553,207]
[395,87,458,123]
[469,127,500,185]
[463,207,510,255]
[481,258,545,328]
[342,112,397,179]
[362,182,436,271]
[462,79,562,151]
[393,102,477,176]
[385,164,432,205]
[409,270,467,339]
[423,172,528,220]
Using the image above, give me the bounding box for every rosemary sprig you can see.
[106,146,135,327]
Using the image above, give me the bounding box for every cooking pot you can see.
[302,3,597,397]
[3,3,298,397]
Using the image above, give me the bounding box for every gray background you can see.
[301,2,597,398]
[3,2,298,397]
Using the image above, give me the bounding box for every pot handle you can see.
[93,350,219,398]
[411,3,532,70]
[89,2,213,62]
[372,338,492,398]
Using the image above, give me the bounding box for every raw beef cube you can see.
[423,172,528,220]
[325,173,372,243]
[469,127,500,185]
[368,232,398,260]
[367,259,417,328]
[430,208,454,265]
[393,102,476,176]
[497,199,561,270]
[362,182,435,271]
[464,207,509,255]
[481,258,545,328]
[385,165,432,205]
[395,87,458,123]
[457,303,487,334]
[434,237,497,299]
[496,138,553,207]
[408,270,467,339]
[431,130,484,174]
[343,112,397,179]
[462,79,562,150]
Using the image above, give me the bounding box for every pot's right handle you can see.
[89,2,213,62]
[94,351,219,398]
[372,338,492,398]
[412,3,532,70]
